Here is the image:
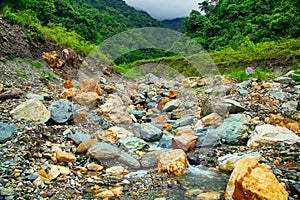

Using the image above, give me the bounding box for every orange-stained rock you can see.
[60,88,79,100]
[157,149,187,175]
[93,130,118,144]
[76,139,98,153]
[157,97,170,110]
[224,157,288,200]
[266,113,300,133]
[252,81,262,90]
[80,78,102,96]
[153,115,169,123]
[87,163,103,171]
[42,51,65,68]
[64,79,73,89]
[56,150,76,163]
[172,134,198,152]
[73,92,100,109]
[168,91,177,99]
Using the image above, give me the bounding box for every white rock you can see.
[247,124,300,148]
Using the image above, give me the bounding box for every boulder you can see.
[10,99,50,123]
[163,99,180,112]
[97,94,132,125]
[87,142,120,160]
[140,123,162,142]
[172,134,198,152]
[73,92,100,109]
[247,124,300,148]
[68,133,91,145]
[118,136,148,152]
[157,149,187,175]
[80,78,102,96]
[49,99,74,123]
[216,114,249,145]
[224,157,288,200]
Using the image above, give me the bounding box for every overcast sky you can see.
[124,0,201,20]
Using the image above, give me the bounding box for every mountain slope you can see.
[0,0,162,44]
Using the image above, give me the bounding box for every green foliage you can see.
[184,0,300,50]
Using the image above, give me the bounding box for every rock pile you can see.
[0,59,299,199]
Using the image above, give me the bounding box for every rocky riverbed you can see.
[0,51,299,200]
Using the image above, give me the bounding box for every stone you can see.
[247,124,300,148]
[158,134,173,149]
[63,79,73,89]
[87,163,103,171]
[76,139,98,153]
[97,94,132,124]
[60,88,79,100]
[196,191,221,200]
[272,92,286,100]
[141,151,162,168]
[290,182,300,196]
[73,110,88,126]
[127,109,147,118]
[195,127,220,148]
[94,129,118,144]
[118,136,148,152]
[282,101,298,111]
[224,157,288,200]
[173,115,194,128]
[201,97,228,118]
[163,99,180,112]
[27,93,45,100]
[172,134,198,152]
[195,113,223,129]
[140,123,162,142]
[266,114,300,133]
[73,92,100,109]
[0,122,16,143]
[176,126,194,135]
[216,114,249,145]
[56,150,76,163]
[0,83,3,93]
[80,78,102,96]
[157,149,187,175]
[245,67,255,75]
[10,99,50,123]
[224,99,246,114]
[68,133,91,145]
[238,88,249,95]
[108,126,134,139]
[47,166,61,180]
[252,81,262,90]
[118,151,141,169]
[105,166,126,176]
[87,142,120,160]
[49,99,74,123]
[42,51,64,68]
[218,153,261,171]
[274,76,292,83]
[153,115,169,123]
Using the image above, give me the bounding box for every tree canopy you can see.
[184,0,300,50]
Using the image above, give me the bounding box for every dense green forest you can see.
[0,0,161,44]
[161,18,186,32]
[184,0,300,50]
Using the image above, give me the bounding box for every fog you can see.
[124,0,201,20]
